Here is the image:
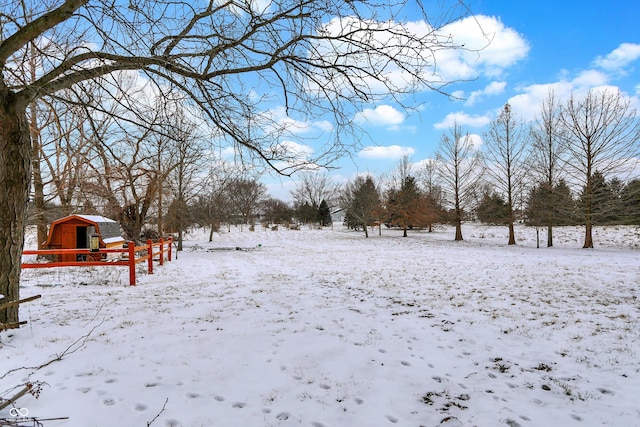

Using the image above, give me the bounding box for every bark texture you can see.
[0,90,31,323]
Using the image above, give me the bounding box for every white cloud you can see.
[267,140,317,173]
[434,15,530,80]
[594,43,640,71]
[309,15,527,98]
[505,73,627,122]
[359,145,415,160]
[262,106,333,135]
[465,81,507,105]
[355,105,405,128]
[434,111,491,129]
[466,133,483,150]
[571,69,610,89]
[451,90,466,100]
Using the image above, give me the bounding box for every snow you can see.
[3,224,640,426]
[75,215,118,223]
[101,237,125,245]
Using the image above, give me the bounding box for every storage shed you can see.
[43,215,125,261]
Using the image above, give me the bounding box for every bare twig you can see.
[0,383,32,410]
[0,416,69,426]
[0,295,41,311]
[0,319,104,381]
[146,398,168,427]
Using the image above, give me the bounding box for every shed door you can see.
[61,225,76,262]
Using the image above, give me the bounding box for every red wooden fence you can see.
[21,238,173,286]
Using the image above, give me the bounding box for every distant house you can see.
[43,215,125,262]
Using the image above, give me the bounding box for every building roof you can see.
[46,214,124,244]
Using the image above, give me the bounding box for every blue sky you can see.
[263,0,640,200]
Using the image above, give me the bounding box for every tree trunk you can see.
[454,216,463,241]
[547,225,553,247]
[30,102,48,251]
[583,171,594,248]
[584,220,594,248]
[508,221,516,245]
[0,91,32,324]
[454,204,463,241]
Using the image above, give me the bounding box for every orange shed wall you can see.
[47,218,93,249]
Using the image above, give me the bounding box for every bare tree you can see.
[560,89,640,248]
[162,101,208,250]
[196,162,238,239]
[436,123,482,241]
[261,198,294,227]
[416,159,447,232]
[226,177,268,227]
[483,104,530,245]
[0,0,473,323]
[529,89,566,247]
[291,172,338,211]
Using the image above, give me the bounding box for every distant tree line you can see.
[29,88,639,251]
[339,88,640,247]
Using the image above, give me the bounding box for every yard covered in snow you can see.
[2,223,640,426]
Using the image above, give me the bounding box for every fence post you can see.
[159,238,164,266]
[168,237,172,261]
[128,241,136,286]
[147,239,153,274]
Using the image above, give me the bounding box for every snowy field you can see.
[3,223,640,427]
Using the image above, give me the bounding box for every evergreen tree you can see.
[476,192,511,225]
[342,176,381,237]
[620,179,640,225]
[317,199,332,226]
[578,171,623,225]
[525,179,578,228]
[553,180,579,226]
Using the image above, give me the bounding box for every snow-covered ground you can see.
[3,223,639,427]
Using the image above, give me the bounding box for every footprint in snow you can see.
[385,415,398,423]
[354,397,364,405]
[103,398,115,406]
[276,412,289,420]
[232,402,245,408]
[135,403,147,411]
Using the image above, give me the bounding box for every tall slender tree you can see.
[436,123,482,241]
[560,89,640,248]
[483,104,530,245]
[529,89,565,247]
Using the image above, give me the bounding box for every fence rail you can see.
[22,238,173,286]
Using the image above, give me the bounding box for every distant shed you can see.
[43,215,125,261]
